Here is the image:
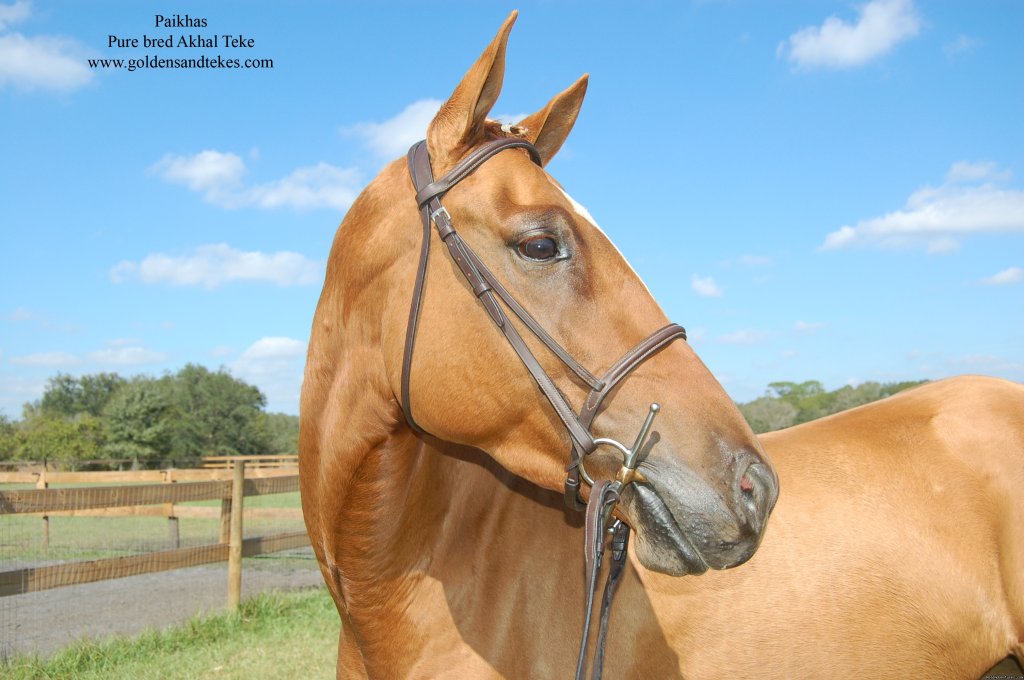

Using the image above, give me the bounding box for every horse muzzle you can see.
[623,452,779,576]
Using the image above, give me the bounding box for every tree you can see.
[103,377,172,465]
[766,381,825,400]
[0,415,19,460]
[739,379,928,433]
[79,373,129,416]
[38,373,82,418]
[17,414,107,466]
[12,367,280,468]
[739,397,799,434]
[160,364,272,463]
[264,412,300,454]
[39,372,126,418]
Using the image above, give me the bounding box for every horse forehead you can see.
[546,177,655,297]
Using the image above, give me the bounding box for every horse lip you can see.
[629,481,709,575]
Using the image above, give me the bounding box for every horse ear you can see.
[427,11,517,164]
[516,74,589,166]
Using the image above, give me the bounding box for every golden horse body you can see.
[648,375,1024,678]
[300,12,1023,679]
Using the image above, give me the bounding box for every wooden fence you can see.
[0,462,309,609]
[200,454,298,469]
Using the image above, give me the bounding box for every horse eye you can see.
[517,236,560,262]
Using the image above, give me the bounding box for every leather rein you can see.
[402,137,687,679]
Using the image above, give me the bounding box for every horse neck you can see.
[331,432,546,663]
[337,431,448,579]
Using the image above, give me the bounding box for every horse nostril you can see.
[736,462,777,535]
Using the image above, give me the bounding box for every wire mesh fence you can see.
[0,462,321,660]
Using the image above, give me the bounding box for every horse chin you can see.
[626,482,710,577]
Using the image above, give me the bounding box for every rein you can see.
[403,137,687,679]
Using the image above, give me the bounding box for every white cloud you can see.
[717,329,770,345]
[0,32,93,91]
[492,111,529,125]
[111,243,323,289]
[11,351,80,367]
[235,337,305,363]
[821,161,1024,252]
[151,151,361,212]
[778,0,920,70]
[793,320,827,333]
[945,160,1010,184]
[150,150,245,197]
[0,3,94,93]
[343,99,443,158]
[735,254,772,267]
[691,273,723,297]
[943,34,977,57]
[88,346,168,366]
[0,374,45,418]
[980,267,1023,286]
[0,1,30,31]
[9,307,36,321]
[244,162,361,211]
[231,337,307,414]
[949,354,1024,374]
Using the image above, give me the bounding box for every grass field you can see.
[0,489,304,564]
[1,588,338,679]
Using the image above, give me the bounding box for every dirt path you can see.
[0,550,325,660]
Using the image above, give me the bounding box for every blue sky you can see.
[1,0,1021,417]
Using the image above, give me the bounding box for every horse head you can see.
[303,11,778,579]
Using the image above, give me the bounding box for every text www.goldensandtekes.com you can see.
[90,13,274,72]
[89,55,273,72]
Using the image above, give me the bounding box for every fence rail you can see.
[0,463,309,608]
[0,531,309,597]
[0,467,294,485]
[200,454,298,469]
[0,476,298,514]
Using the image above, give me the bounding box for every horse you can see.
[299,12,1023,679]
[641,374,1024,678]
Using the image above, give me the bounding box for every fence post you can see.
[219,497,232,544]
[164,469,179,549]
[227,460,245,611]
[37,467,49,553]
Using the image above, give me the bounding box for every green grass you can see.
[0,491,305,564]
[1,588,339,680]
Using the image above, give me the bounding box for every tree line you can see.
[0,368,926,468]
[737,379,927,434]
[0,365,299,468]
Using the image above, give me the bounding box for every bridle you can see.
[403,136,687,679]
